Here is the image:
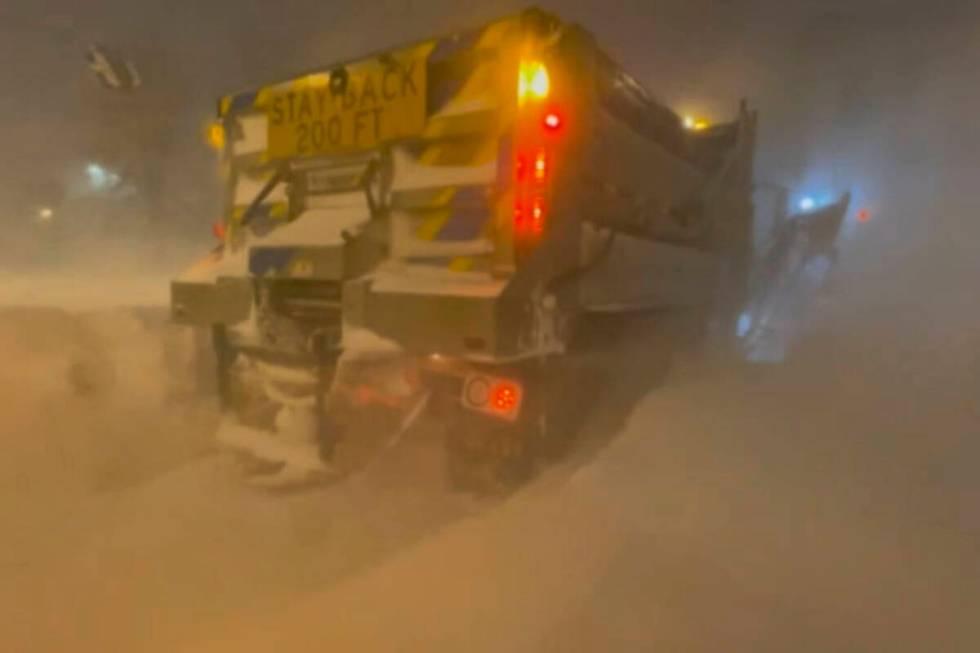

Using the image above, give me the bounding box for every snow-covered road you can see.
[0,298,976,653]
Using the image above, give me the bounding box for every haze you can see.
[0,2,976,652]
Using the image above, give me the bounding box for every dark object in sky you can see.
[86,43,141,91]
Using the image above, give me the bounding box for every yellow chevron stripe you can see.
[448,256,476,272]
[229,201,290,222]
[448,60,499,110]
[415,208,453,241]
[392,187,456,211]
[422,109,499,141]
[269,203,289,219]
[253,86,274,109]
[419,136,497,166]
[476,18,517,50]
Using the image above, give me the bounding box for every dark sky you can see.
[0,0,976,241]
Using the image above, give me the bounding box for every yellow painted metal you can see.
[264,42,435,159]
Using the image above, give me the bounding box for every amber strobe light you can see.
[518,60,550,103]
[514,59,562,244]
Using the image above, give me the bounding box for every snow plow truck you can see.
[171,7,757,489]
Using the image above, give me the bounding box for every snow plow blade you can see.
[739,192,852,362]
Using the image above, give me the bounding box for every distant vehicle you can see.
[86,43,141,92]
[172,8,794,489]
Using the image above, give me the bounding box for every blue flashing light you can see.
[86,163,120,190]
[736,311,753,338]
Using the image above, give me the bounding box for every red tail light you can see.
[533,150,548,182]
[491,382,520,413]
[514,197,547,235]
[514,198,527,228]
[531,197,545,233]
[462,374,524,421]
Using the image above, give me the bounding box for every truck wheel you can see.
[528,354,590,461]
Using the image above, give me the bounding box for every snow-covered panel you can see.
[233,170,288,206]
[340,324,404,357]
[176,243,251,283]
[390,209,494,259]
[371,262,505,297]
[232,113,268,157]
[259,194,371,247]
[391,146,496,192]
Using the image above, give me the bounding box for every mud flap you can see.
[445,411,535,494]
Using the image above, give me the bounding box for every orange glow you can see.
[212,221,226,240]
[491,382,520,413]
[515,154,528,182]
[858,208,871,222]
[205,122,225,150]
[683,115,710,131]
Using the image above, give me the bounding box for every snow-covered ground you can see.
[181,310,978,653]
[0,292,976,652]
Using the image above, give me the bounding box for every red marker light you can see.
[515,154,528,182]
[857,209,871,223]
[514,198,546,233]
[543,111,562,131]
[531,197,546,233]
